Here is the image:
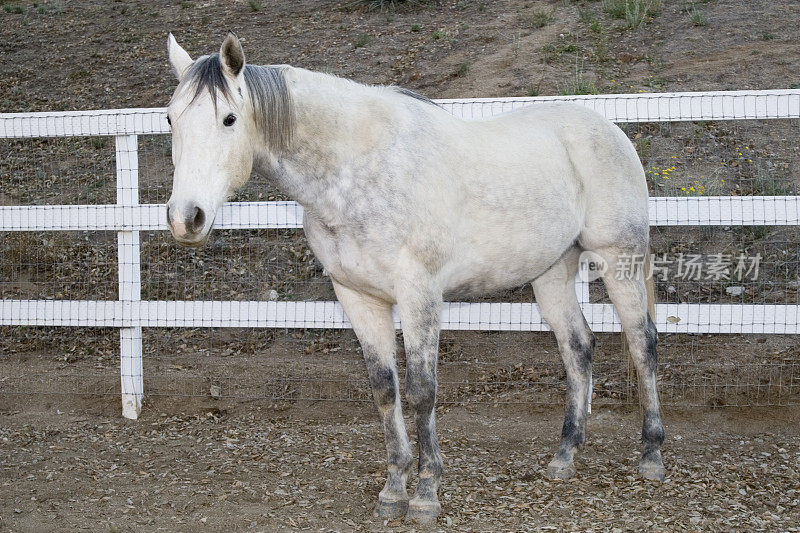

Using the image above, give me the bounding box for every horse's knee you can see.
[405,367,436,413]
[369,365,398,410]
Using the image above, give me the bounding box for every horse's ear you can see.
[220,31,245,77]
[168,33,193,80]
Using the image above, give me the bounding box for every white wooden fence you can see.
[1,89,799,419]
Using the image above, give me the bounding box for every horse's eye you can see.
[223,114,236,127]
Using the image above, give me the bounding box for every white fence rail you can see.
[1,89,799,418]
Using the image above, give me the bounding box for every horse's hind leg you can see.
[532,246,595,480]
[594,245,666,481]
[396,283,444,524]
[332,281,414,519]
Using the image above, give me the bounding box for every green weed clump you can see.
[602,0,661,29]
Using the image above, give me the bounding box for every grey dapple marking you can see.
[165,32,666,523]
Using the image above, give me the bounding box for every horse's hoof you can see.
[546,459,576,480]
[405,498,441,525]
[373,497,409,520]
[639,461,666,482]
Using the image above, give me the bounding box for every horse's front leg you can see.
[332,281,414,519]
[397,287,444,524]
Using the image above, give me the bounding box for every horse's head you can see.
[165,32,257,247]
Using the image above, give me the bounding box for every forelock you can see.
[174,54,232,109]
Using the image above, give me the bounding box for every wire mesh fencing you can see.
[1,91,799,417]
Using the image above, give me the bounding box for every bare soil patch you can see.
[1,1,799,112]
[2,1,800,531]
[2,398,799,532]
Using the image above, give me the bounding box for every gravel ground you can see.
[1,398,798,532]
[2,2,800,531]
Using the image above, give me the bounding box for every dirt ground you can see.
[1,397,799,532]
[1,0,799,111]
[2,1,800,531]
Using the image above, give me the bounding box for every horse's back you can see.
[488,101,650,239]
[464,101,647,217]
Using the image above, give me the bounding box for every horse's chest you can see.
[303,216,396,300]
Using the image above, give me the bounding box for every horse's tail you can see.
[644,252,656,322]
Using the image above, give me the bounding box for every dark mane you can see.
[393,86,438,107]
[183,54,231,107]
[178,54,295,152]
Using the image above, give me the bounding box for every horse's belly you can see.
[442,241,570,299]
[442,217,580,298]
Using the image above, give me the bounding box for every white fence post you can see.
[115,134,143,420]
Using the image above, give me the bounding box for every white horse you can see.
[165,32,665,523]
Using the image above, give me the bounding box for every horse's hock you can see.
[0,90,799,417]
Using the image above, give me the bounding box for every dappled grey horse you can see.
[164,32,665,523]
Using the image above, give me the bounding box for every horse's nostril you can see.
[191,206,205,233]
[168,203,205,237]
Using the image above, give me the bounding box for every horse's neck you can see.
[258,68,398,222]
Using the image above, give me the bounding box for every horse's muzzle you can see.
[166,202,209,246]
